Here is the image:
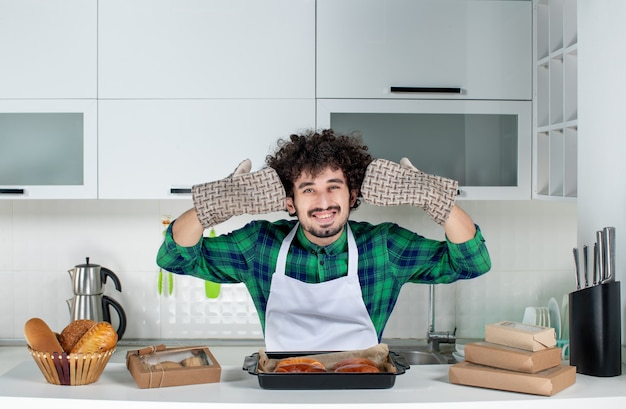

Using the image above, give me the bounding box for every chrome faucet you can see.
[426,284,456,352]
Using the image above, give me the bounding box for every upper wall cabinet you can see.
[98,0,315,99]
[0,100,98,199]
[317,0,532,100]
[0,0,97,98]
[98,99,315,199]
[317,99,532,200]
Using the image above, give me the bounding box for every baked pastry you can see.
[274,357,327,373]
[275,363,327,373]
[152,361,183,370]
[59,319,96,353]
[333,357,380,373]
[24,317,64,353]
[181,355,207,367]
[332,357,378,370]
[70,321,118,354]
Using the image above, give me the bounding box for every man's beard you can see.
[307,224,344,239]
[293,206,346,239]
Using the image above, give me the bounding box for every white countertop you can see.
[1,344,626,409]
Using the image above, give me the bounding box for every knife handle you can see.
[596,231,605,282]
[582,245,589,287]
[602,227,616,282]
[573,247,581,289]
[593,243,599,285]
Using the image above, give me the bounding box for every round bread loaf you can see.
[24,317,64,353]
[70,321,118,354]
[59,319,96,353]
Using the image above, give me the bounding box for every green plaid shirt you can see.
[157,219,490,340]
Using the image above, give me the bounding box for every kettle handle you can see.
[101,268,122,292]
[103,295,127,340]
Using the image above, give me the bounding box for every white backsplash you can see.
[0,199,576,341]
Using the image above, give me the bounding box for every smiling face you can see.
[285,167,358,247]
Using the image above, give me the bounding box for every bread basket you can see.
[27,346,115,385]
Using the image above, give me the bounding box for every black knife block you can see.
[569,281,622,377]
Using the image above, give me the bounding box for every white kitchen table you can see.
[1,344,626,409]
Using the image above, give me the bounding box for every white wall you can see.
[0,199,576,341]
[578,0,626,348]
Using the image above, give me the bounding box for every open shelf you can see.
[533,0,577,201]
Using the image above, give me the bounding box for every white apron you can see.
[264,223,379,351]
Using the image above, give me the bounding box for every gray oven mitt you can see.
[361,158,458,225]
[192,159,286,228]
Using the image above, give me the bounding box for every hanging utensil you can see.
[158,268,164,295]
[158,215,174,296]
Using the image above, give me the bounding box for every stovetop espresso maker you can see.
[66,257,127,340]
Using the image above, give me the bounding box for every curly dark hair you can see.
[266,129,374,210]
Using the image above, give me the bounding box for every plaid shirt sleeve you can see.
[385,224,491,284]
[156,220,259,284]
[443,226,492,281]
[156,219,290,331]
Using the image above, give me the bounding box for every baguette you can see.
[24,317,64,353]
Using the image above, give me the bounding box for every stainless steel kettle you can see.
[68,257,122,295]
[66,295,127,340]
[66,257,127,340]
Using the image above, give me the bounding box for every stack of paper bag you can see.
[449,321,575,396]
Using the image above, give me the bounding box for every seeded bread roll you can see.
[70,321,118,354]
[24,318,64,353]
[59,319,96,353]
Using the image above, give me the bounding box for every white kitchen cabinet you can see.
[317,99,532,200]
[98,0,315,99]
[533,0,577,200]
[0,100,98,199]
[0,0,97,98]
[98,99,316,199]
[316,0,532,100]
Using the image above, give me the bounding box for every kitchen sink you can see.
[388,342,458,365]
[395,349,455,365]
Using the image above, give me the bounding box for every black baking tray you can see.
[242,350,410,389]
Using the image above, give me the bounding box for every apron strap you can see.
[275,223,299,276]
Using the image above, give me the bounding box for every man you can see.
[157,129,491,351]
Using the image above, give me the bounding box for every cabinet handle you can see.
[170,188,192,194]
[0,188,25,194]
[390,86,462,94]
